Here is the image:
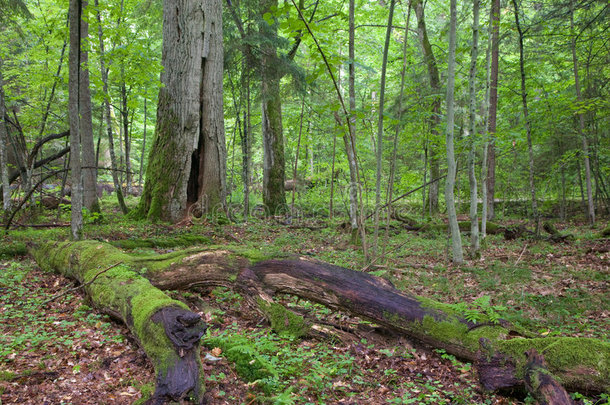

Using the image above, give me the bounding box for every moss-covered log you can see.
[144,251,609,395]
[33,241,610,399]
[32,241,206,404]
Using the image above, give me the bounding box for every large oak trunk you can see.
[33,242,609,402]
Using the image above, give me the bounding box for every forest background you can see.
[0,0,609,403]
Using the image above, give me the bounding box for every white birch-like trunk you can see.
[445,0,463,264]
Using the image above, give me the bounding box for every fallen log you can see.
[32,241,206,405]
[33,241,610,400]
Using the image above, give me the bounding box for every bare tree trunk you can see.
[195,1,227,215]
[69,0,84,240]
[570,0,595,226]
[120,77,132,196]
[467,0,480,256]
[0,58,11,211]
[386,4,412,253]
[373,0,395,258]
[347,0,362,244]
[79,0,99,214]
[445,0,463,264]
[138,97,147,187]
[486,0,500,221]
[137,0,226,222]
[413,0,441,214]
[260,0,286,216]
[291,96,305,216]
[94,0,128,214]
[513,0,539,234]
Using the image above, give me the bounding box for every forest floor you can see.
[0,201,608,404]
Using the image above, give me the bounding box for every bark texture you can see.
[0,58,10,210]
[68,0,84,240]
[413,0,441,214]
[444,0,463,264]
[486,0,500,221]
[137,0,226,222]
[260,0,286,215]
[79,0,99,214]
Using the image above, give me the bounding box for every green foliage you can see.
[448,296,507,324]
[204,325,355,400]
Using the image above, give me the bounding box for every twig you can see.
[515,243,528,266]
[40,262,123,306]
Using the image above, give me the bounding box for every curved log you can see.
[32,241,206,404]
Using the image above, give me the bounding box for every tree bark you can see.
[412,0,441,214]
[137,0,226,222]
[513,0,540,234]
[32,242,206,404]
[69,0,84,240]
[260,0,286,216]
[486,0,500,221]
[94,0,129,214]
[444,0,463,264]
[347,0,362,243]
[79,0,100,214]
[570,0,595,226]
[467,0,480,257]
[34,241,610,397]
[0,57,11,211]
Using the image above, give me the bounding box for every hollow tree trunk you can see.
[136,0,226,222]
[32,241,206,404]
[34,241,610,397]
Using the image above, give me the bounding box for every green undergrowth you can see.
[0,261,123,364]
[204,325,356,402]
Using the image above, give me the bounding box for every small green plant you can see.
[449,295,506,324]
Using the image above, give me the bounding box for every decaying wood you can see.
[33,241,610,402]
[524,348,574,405]
[32,241,206,404]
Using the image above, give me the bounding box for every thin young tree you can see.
[0,57,10,211]
[374,0,396,257]
[467,0,481,257]
[68,0,84,239]
[94,0,128,214]
[570,0,595,226]
[485,0,500,221]
[445,0,463,264]
[512,0,539,234]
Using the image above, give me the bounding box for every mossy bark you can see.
[32,241,206,404]
[33,242,610,398]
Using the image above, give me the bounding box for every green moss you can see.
[110,234,211,250]
[498,337,610,389]
[258,300,310,339]
[0,241,28,259]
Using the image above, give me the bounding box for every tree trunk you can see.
[139,98,147,187]
[444,0,463,264]
[570,0,595,226]
[413,0,441,214]
[260,0,286,216]
[137,0,226,222]
[347,0,361,242]
[79,0,99,214]
[33,241,610,397]
[468,0,480,256]
[32,242,206,404]
[94,0,129,215]
[0,57,11,211]
[69,0,84,240]
[120,77,132,196]
[513,0,540,234]
[486,0,500,221]
[373,0,395,258]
